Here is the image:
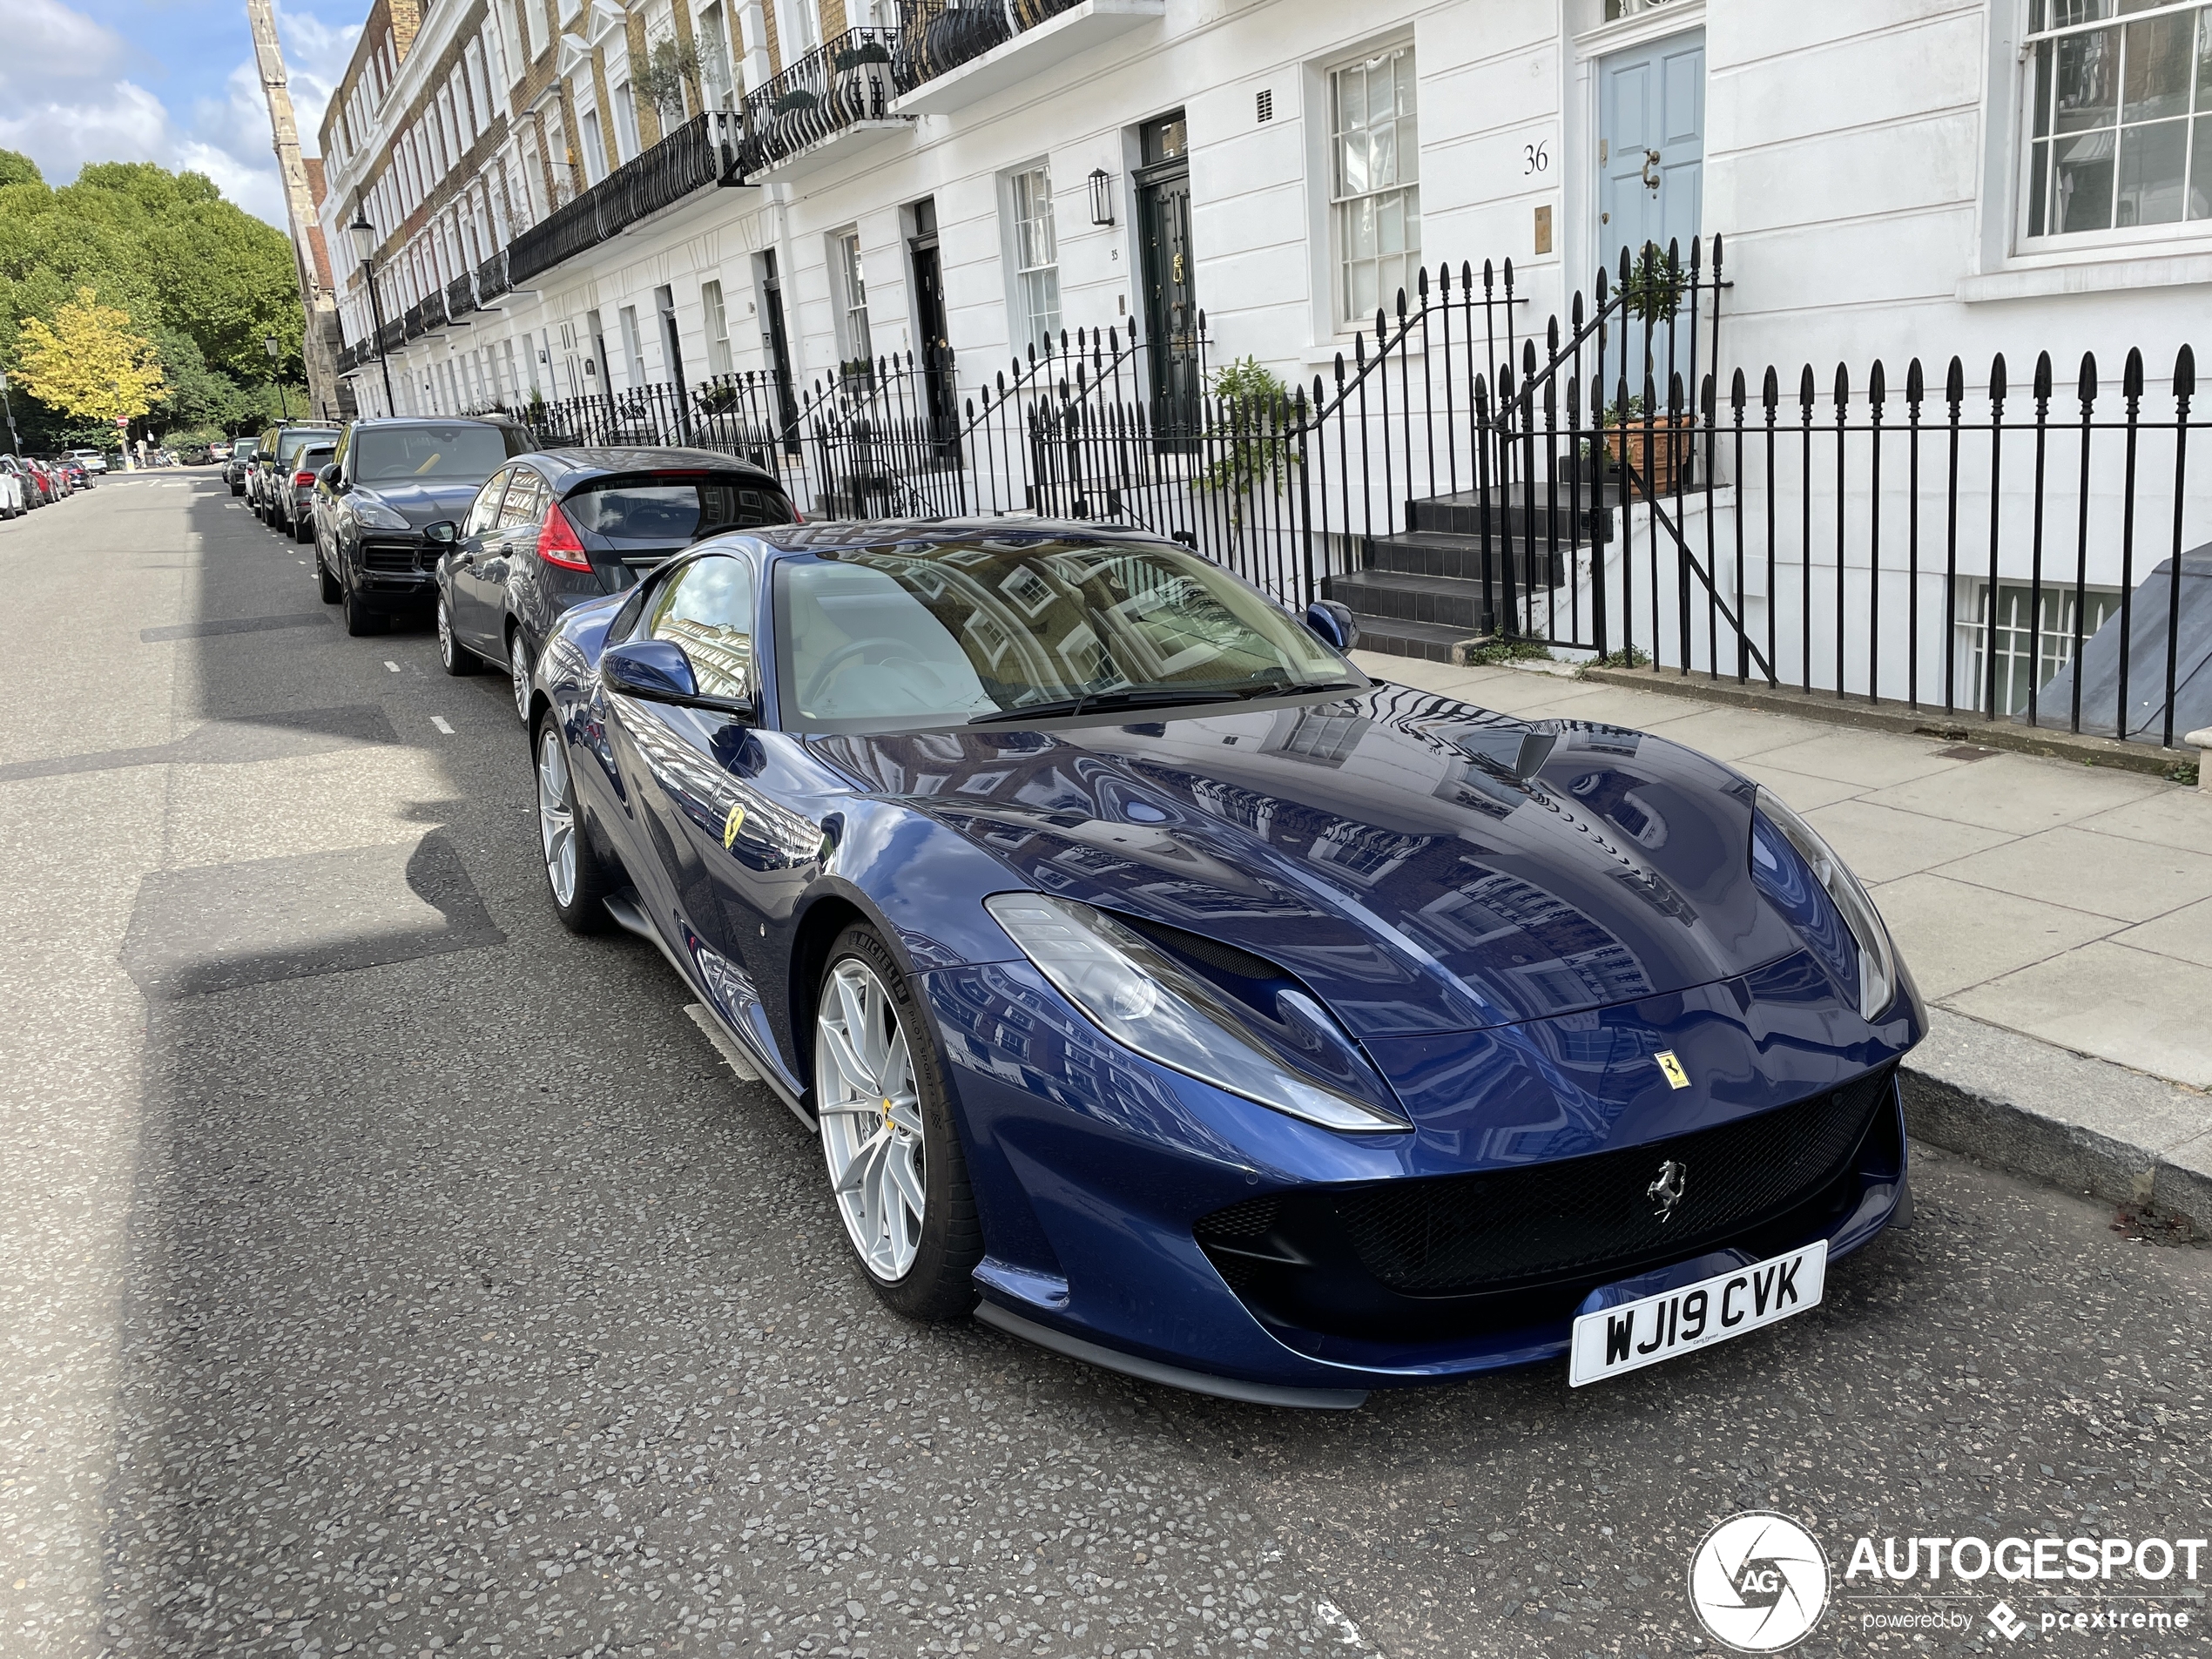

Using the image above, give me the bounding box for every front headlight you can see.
[984,893,1410,1134]
[1750,786,1898,1022]
[351,494,412,530]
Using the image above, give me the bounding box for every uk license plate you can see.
[1568,1240,1828,1387]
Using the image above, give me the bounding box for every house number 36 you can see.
[1523,140,1549,175]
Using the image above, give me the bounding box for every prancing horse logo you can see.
[1647,1159,1688,1223]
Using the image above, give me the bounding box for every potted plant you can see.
[1602,242,1691,494]
[631,37,703,133]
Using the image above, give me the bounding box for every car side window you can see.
[466,469,512,537]
[498,469,546,532]
[646,556,755,702]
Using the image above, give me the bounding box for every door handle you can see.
[1642,150,1662,192]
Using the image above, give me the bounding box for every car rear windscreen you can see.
[563,475,792,544]
[274,429,341,465]
[353,425,520,483]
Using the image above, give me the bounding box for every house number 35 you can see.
[1523,140,1549,174]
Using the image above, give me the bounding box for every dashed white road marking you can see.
[384,660,401,672]
[429,716,455,734]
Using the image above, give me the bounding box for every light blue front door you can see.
[1598,30,1705,273]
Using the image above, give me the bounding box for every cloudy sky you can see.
[0,0,361,228]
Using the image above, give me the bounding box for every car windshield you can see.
[774,536,1359,732]
[563,475,792,545]
[352,425,516,482]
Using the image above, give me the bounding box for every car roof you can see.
[521,445,782,490]
[347,415,528,429]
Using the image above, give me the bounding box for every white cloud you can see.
[0,0,358,233]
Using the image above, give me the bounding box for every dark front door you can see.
[759,250,801,455]
[1136,113,1199,444]
[908,198,956,460]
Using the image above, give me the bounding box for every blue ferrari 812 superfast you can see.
[525,521,1921,1406]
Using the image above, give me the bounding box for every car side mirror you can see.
[319,463,341,489]
[1304,600,1359,653]
[421,520,460,546]
[602,639,754,720]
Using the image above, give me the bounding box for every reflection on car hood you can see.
[355,479,485,529]
[808,682,1810,1040]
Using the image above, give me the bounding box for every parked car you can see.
[68,448,108,476]
[431,446,797,719]
[523,522,1922,1402]
[0,456,25,518]
[58,458,90,490]
[253,423,340,534]
[312,416,533,636]
[226,438,260,496]
[209,441,233,462]
[288,442,335,543]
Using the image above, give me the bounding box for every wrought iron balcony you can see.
[402,300,427,341]
[377,317,405,354]
[509,111,738,286]
[731,27,910,184]
[890,0,1161,116]
[447,273,476,322]
[476,248,510,305]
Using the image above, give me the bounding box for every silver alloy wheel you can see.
[816,958,926,1282]
[436,598,457,668]
[510,638,531,723]
[536,725,578,907]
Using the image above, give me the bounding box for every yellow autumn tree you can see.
[15,287,167,428]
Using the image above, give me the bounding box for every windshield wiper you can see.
[968,686,1245,725]
[1229,678,1366,701]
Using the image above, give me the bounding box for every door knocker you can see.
[1642,149,1662,192]
[1172,251,1185,285]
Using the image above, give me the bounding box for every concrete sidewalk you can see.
[1351,648,2212,1230]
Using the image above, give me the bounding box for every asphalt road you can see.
[2,475,2208,1659]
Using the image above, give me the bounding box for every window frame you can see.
[701,279,734,375]
[832,228,873,369]
[647,552,759,703]
[1325,39,1422,329]
[2013,0,2212,254]
[1004,161,1062,355]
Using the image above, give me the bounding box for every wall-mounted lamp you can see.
[1088,167,1115,227]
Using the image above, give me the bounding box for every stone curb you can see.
[1577,664,2195,779]
[1900,1010,2212,1236]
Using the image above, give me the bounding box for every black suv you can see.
[313,416,534,636]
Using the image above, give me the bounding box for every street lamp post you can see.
[264,334,289,421]
[347,209,396,415]
[109,377,132,470]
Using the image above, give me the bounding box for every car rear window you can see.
[563,475,792,544]
[275,429,340,464]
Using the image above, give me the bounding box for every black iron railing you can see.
[524,370,799,470]
[476,247,510,305]
[731,28,902,179]
[447,273,475,321]
[377,317,405,354]
[509,112,736,284]
[401,300,427,341]
[893,0,1082,90]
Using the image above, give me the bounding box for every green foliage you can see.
[1458,637,1555,667]
[0,158,301,448]
[1587,644,1654,671]
[2167,760,2201,787]
[1197,356,1300,532]
[1620,241,1684,328]
[631,37,703,126]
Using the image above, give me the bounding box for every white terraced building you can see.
[314,0,2212,725]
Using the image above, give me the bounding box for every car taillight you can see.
[293,470,317,487]
[536,500,594,571]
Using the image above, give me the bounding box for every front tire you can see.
[342,583,382,637]
[534,713,614,933]
[814,927,981,1320]
[437,596,477,674]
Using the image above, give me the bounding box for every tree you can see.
[16,286,166,438]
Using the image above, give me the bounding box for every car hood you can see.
[354,479,485,529]
[806,684,1813,1041]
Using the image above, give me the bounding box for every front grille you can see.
[361,540,421,572]
[1195,1066,1898,1342]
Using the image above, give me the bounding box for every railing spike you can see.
[1946,355,1965,407]
[1731,367,1747,411]
[2175,341,2195,401]
[1570,290,1584,329]
[1669,371,1684,415]
[2033,348,2054,403]
[1546,314,1560,352]
[1868,359,1885,407]
[1501,256,1514,295]
[1763,365,1779,411]
[2123,346,2144,400]
[1482,258,1494,295]
[1905,356,1924,408]
[2077,350,2097,404]
[1990,352,2007,407]
[1798,364,1817,409]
